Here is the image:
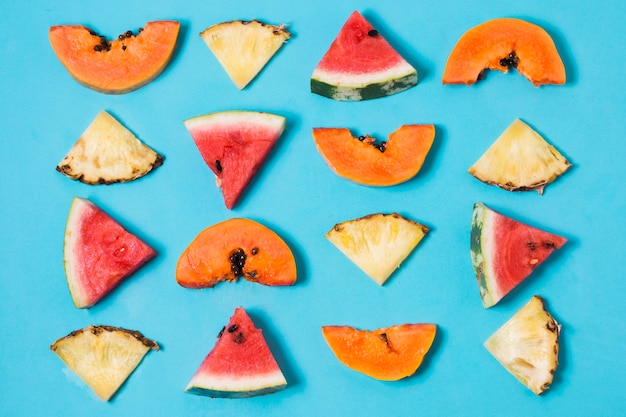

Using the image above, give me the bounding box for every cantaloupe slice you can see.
[322,323,437,381]
[442,18,565,86]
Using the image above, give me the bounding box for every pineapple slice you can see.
[50,325,159,401]
[326,213,429,285]
[468,119,571,194]
[484,295,560,395]
[56,110,164,184]
[200,20,290,89]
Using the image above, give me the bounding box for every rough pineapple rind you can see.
[50,325,158,401]
[468,119,571,194]
[56,110,163,184]
[326,213,428,285]
[200,20,290,89]
[484,295,560,395]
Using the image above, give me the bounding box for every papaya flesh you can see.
[176,218,296,288]
[322,323,436,381]
[49,20,180,94]
[312,124,435,186]
[442,18,565,86]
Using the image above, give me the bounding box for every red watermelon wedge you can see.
[63,197,156,308]
[311,11,417,101]
[184,111,286,209]
[471,203,567,308]
[185,307,287,398]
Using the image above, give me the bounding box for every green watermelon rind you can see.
[185,373,287,398]
[64,197,91,307]
[470,203,498,308]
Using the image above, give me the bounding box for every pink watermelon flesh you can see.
[184,111,286,209]
[185,307,287,398]
[64,197,156,308]
[316,11,407,74]
[471,203,567,308]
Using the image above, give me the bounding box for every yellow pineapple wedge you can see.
[484,296,560,395]
[50,325,159,401]
[468,119,571,194]
[326,213,429,285]
[200,20,290,89]
[56,110,164,184]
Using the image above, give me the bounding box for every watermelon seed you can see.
[526,241,538,250]
[217,326,225,338]
[228,324,238,333]
[544,241,556,249]
[234,332,245,344]
[368,29,378,37]
[215,160,222,173]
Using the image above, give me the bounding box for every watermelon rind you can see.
[183,110,285,134]
[185,373,287,398]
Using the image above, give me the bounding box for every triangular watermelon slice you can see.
[63,197,156,308]
[311,11,417,101]
[185,307,287,398]
[184,111,286,209]
[471,203,567,308]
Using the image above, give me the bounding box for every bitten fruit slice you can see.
[49,20,180,94]
[200,20,290,89]
[468,119,571,194]
[442,18,565,86]
[50,325,159,401]
[176,218,296,288]
[322,323,436,381]
[471,203,567,308]
[185,307,287,397]
[313,125,435,186]
[184,111,286,209]
[56,110,164,185]
[484,295,560,395]
[311,11,417,101]
[326,213,428,285]
[64,197,156,308]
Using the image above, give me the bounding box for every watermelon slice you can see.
[184,111,286,209]
[471,203,567,308]
[311,11,417,101]
[63,197,156,308]
[185,307,287,398]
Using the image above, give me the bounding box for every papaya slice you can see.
[49,20,180,94]
[176,218,296,288]
[442,18,565,86]
[322,323,437,381]
[312,124,435,186]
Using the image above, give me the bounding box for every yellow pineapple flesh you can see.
[468,119,571,194]
[325,213,429,285]
[200,20,290,89]
[50,325,159,401]
[56,110,163,184]
[484,295,560,395]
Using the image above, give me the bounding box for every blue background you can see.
[1,0,625,416]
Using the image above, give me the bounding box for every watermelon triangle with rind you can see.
[311,11,417,101]
[63,197,156,308]
[185,307,287,398]
[184,111,286,209]
[470,203,567,308]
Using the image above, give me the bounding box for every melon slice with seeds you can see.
[484,295,560,395]
[50,325,159,401]
[326,213,428,285]
[468,119,571,194]
[200,20,290,89]
[56,110,163,184]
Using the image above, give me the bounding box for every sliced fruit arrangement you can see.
[442,18,565,86]
[64,197,156,308]
[184,110,286,209]
[50,325,159,401]
[49,20,180,94]
[311,11,417,101]
[185,307,287,397]
[313,124,435,186]
[471,203,567,308]
[176,218,296,288]
[56,110,164,185]
[468,119,571,194]
[326,213,428,285]
[322,323,436,381]
[484,295,560,395]
[200,20,290,89]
